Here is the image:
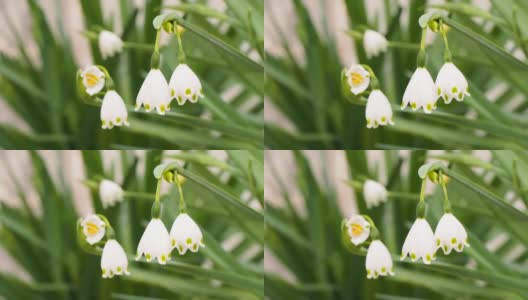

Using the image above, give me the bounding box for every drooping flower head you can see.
[401,218,437,264]
[402,67,438,113]
[99,179,125,208]
[81,215,106,245]
[101,239,130,278]
[365,90,394,129]
[169,213,205,255]
[135,69,172,115]
[435,62,470,104]
[100,91,129,130]
[363,30,388,59]
[434,213,469,254]
[98,30,124,60]
[80,66,105,96]
[169,64,204,105]
[345,215,370,246]
[136,218,171,264]
[345,65,370,95]
[366,240,394,279]
[363,180,388,208]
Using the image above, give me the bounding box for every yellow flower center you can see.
[86,222,100,236]
[350,223,363,236]
[85,73,100,87]
[351,72,364,85]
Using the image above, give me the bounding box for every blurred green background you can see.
[0,150,263,299]
[265,150,528,299]
[264,0,528,149]
[0,0,263,149]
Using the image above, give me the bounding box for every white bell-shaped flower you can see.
[99,179,124,208]
[169,213,205,255]
[363,180,388,208]
[401,218,437,264]
[81,215,106,245]
[80,65,105,96]
[135,69,172,115]
[365,90,394,129]
[100,91,129,129]
[363,30,388,59]
[136,218,171,264]
[168,64,204,105]
[101,239,130,278]
[435,62,470,104]
[345,215,370,245]
[434,213,469,254]
[402,68,438,113]
[98,30,123,60]
[366,240,394,279]
[345,65,370,95]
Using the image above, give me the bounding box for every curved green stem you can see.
[416,179,427,218]
[439,20,452,62]
[417,28,428,67]
[361,64,380,90]
[440,171,452,213]
[361,214,380,240]
[175,171,187,213]
[151,179,162,218]
[174,22,186,63]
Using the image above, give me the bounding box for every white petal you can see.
[136,69,171,114]
[363,30,388,59]
[136,218,171,264]
[169,213,204,255]
[169,64,203,105]
[402,68,437,113]
[81,66,105,96]
[99,179,124,208]
[99,31,124,60]
[100,91,129,129]
[434,213,469,254]
[435,63,469,104]
[81,215,106,245]
[401,218,436,264]
[365,90,394,129]
[345,215,370,245]
[101,239,129,278]
[363,180,388,208]
[346,65,370,95]
[366,240,394,279]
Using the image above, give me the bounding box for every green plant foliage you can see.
[0,0,263,149]
[0,150,263,299]
[265,150,528,299]
[265,0,528,149]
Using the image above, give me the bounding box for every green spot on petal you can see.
[186,238,192,244]
[452,87,458,93]
[185,88,191,95]
[451,237,457,244]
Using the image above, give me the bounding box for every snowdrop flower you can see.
[101,239,130,278]
[136,218,171,264]
[99,179,125,208]
[135,69,172,115]
[169,213,205,255]
[401,218,436,264]
[363,180,388,208]
[345,65,370,95]
[434,213,469,254]
[366,240,394,279]
[81,215,106,245]
[363,30,388,59]
[345,215,370,245]
[435,62,470,104]
[365,90,394,129]
[100,91,129,129]
[98,30,123,60]
[80,66,105,96]
[169,64,204,105]
[402,68,438,113]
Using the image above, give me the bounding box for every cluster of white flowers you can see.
[401,213,469,264]
[135,65,203,114]
[80,65,129,129]
[80,215,129,279]
[345,215,394,280]
[402,63,469,113]
[136,213,205,264]
[344,64,394,129]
